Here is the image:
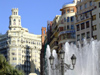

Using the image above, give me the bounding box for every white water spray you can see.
[45,39,100,75]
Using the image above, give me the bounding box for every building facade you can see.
[58,2,76,50]
[49,1,76,53]
[75,0,95,46]
[49,15,60,52]
[40,27,46,75]
[0,8,41,75]
[92,0,100,40]
[41,0,100,74]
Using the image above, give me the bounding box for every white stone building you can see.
[0,8,41,75]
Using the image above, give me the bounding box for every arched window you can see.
[16,12,17,15]
[13,19,16,21]
[14,12,15,15]
[44,31,45,34]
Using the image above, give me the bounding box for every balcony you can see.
[58,24,64,28]
[51,41,58,50]
[0,45,8,49]
[52,26,57,32]
[50,36,55,42]
[59,30,75,36]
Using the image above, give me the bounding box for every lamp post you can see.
[49,49,76,75]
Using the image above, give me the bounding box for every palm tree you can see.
[0,54,24,75]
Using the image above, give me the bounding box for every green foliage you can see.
[0,54,24,75]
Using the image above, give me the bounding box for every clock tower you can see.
[9,8,22,30]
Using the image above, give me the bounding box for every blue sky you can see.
[0,0,73,35]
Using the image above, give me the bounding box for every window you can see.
[16,12,17,15]
[81,33,85,40]
[85,13,89,18]
[81,23,85,30]
[93,35,97,40]
[85,3,87,8]
[71,33,75,38]
[99,2,100,7]
[87,32,90,39]
[64,26,66,30]
[14,12,15,15]
[63,35,66,39]
[12,53,16,55]
[80,14,84,20]
[13,57,17,60]
[13,19,16,21]
[76,25,80,31]
[80,5,82,10]
[86,21,89,28]
[71,16,74,22]
[67,25,69,29]
[92,15,96,21]
[77,35,80,41]
[70,8,74,12]
[59,27,63,31]
[67,33,71,38]
[71,25,74,30]
[67,17,69,22]
[92,25,97,31]
[67,9,70,13]
[44,31,45,34]
[90,1,92,6]
[64,17,66,22]
[37,42,38,45]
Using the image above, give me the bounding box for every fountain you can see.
[45,39,100,75]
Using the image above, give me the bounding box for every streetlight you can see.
[71,54,76,69]
[59,49,65,59]
[49,49,76,75]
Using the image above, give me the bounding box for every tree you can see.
[0,54,24,75]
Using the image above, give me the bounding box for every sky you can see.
[0,0,73,35]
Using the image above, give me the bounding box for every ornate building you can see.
[0,8,41,75]
[49,1,76,53]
